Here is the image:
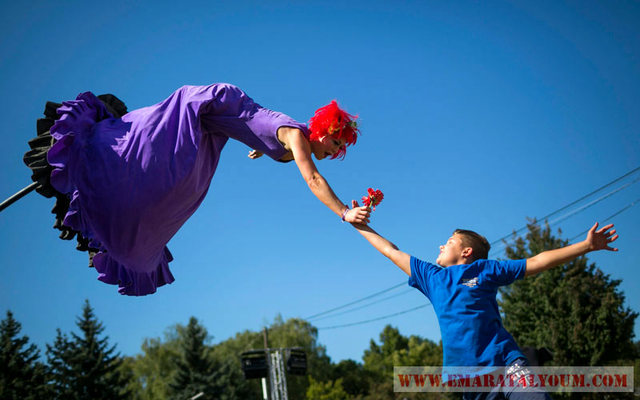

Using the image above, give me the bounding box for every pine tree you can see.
[500,220,637,366]
[0,311,49,399]
[46,329,76,399]
[169,317,228,400]
[46,300,130,399]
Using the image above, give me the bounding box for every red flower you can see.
[362,188,384,210]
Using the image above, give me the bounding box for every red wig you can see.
[308,100,360,159]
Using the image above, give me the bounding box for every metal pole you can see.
[276,350,288,400]
[268,350,288,400]
[0,182,39,212]
[261,378,268,400]
[263,328,270,400]
[269,351,280,400]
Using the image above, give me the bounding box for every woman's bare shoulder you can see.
[276,126,307,149]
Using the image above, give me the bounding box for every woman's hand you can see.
[248,150,264,159]
[344,200,371,224]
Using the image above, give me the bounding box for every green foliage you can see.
[46,300,130,400]
[500,220,637,366]
[306,376,348,400]
[168,317,230,400]
[124,319,250,400]
[0,311,49,399]
[120,332,182,400]
[358,325,444,400]
[363,325,409,378]
[46,329,74,398]
[329,359,371,397]
[211,314,332,399]
[3,309,472,400]
[126,314,330,399]
[363,325,442,379]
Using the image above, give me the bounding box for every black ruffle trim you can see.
[23,94,128,265]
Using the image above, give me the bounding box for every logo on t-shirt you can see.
[461,277,479,288]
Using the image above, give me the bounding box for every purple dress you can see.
[46,84,309,296]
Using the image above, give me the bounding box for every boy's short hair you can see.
[454,229,490,261]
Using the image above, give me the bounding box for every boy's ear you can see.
[462,247,473,258]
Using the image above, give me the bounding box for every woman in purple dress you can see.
[24,83,370,296]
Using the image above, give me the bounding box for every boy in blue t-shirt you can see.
[352,201,619,400]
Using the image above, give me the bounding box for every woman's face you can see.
[311,135,346,160]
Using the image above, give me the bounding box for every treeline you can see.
[0,303,444,400]
[2,222,640,399]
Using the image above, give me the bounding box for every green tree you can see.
[306,376,349,400]
[46,300,130,400]
[119,333,182,400]
[125,315,333,399]
[363,325,441,378]
[123,319,250,400]
[46,329,75,398]
[363,325,409,379]
[362,325,445,400]
[329,359,371,397]
[500,220,637,366]
[0,311,49,399]
[168,317,229,400]
[212,315,332,399]
[500,221,638,399]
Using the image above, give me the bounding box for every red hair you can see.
[308,100,360,159]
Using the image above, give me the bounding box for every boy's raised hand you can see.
[586,222,619,252]
[525,222,619,277]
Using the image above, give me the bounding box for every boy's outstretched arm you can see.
[350,200,411,276]
[525,222,619,277]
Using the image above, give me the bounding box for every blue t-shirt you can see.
[408,256,527,367]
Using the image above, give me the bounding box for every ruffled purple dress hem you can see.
[47,92,175,296]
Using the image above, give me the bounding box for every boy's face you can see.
[436,234,469,267]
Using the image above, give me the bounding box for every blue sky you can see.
[1,0,639,364]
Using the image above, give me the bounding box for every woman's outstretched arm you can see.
[285,128,370,224]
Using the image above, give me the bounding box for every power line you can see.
[490,165,640,245]
[547,177,640,227]
[568,197,640,242]
[490,177,640,255]
[317,305,428,330]
[304,282,405,320]
[307,166,640,328]
[309,289,413,322]
[316,197,640,330]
